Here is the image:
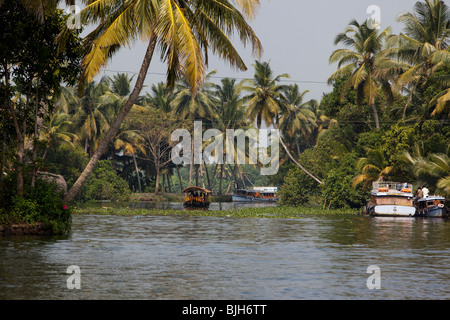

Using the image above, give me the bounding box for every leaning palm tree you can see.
[242,61,323,184]
[329,19,392,129]
[63,0,263,203]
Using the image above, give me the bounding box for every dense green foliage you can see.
[82,160,131,202]
[0,172,72,234]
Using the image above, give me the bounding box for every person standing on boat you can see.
[422,186,429,198]
[414,187,423,206]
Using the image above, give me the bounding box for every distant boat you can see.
[232,187,279,202]
[182,186,211,208]
[364,181,416,217]
[415,195,447,218]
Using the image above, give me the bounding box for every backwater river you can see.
[1,203,450,299]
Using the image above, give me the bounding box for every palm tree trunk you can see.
[132,154,142,193]
[167,173,172,193]
[63,34,157,203]
[218,163,224,195]
[278,133,323,185]
[371,100,380,129]
[176,165,183,192]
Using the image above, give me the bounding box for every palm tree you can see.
[329,19,392,129]
[141,82,174,113]
[63,0,262,203]
[210,77,249,191]
[278,84,317,156]
[378,0,450,118]
[40,110,78,160]
[243,61,323,184]
[114,128,146,193]
[69,80,111,156]
[402,144,450,196]
[353,148,393,190]
[242,60,289,129]
[171,71,219,187]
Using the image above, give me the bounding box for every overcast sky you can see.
[79,0,420,101]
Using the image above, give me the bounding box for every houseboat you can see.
[232,187,279,202]
[364,181,416,217]
[182,186,211,208]
[415,195,447,218]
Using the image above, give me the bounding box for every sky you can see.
[74,0,421,101]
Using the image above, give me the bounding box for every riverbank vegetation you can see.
[1,0,449,232]
[73,205,356,219]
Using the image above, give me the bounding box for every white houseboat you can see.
[232,187,279,202]
[364,181,416,217]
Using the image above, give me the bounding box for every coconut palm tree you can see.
[329,19,393,129]
[242,60,289,129]
[171,71,219,187]
[141,82,175,113]
[243,61,323,184]
[353,148,393,190]
[378,0,450,118]
[63,0,262,203]
[402,144,450,196]
[278,84,317,156]
[210,77,250,191]
[40,110,78,160]
[69,80,111,156]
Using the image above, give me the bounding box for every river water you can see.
[1,204,450,300]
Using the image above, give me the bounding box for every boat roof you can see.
[182,186,212,193]
[417,196,446,201]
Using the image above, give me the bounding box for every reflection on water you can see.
[1,212,450,299]
[100,200,279,211]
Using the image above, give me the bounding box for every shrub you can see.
[278,167,309,206]
[1,174,72,235]
[82,160,131,202]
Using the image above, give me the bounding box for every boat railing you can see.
[372,181,413,193]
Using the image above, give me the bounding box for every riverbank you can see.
[130,193,232,202]
[73,204,356,218]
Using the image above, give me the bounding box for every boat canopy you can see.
[371,181,413,193]
[182,186,212,194]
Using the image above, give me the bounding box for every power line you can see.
[101,69,329,85]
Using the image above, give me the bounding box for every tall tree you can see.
[278,84,317,156]
[328,20,392,129]
[243,61,323,184]
[0,0,82,195]
[63,0,262,203]
[378,0,450,119]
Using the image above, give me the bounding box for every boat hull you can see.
[232,194,278,202]
[417,206,447,218]
[372,205,416,217]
